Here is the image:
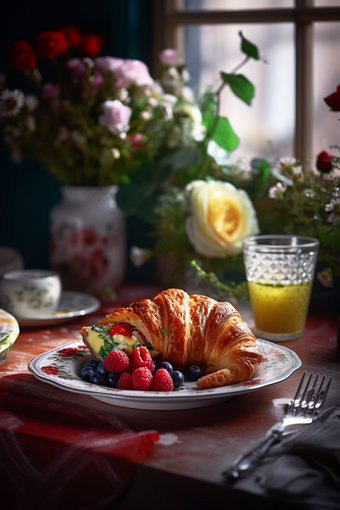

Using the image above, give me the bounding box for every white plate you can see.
[28,339,302,410]
[16,291,101,327]
[0,308,20,364]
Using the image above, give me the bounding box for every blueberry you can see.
[85,358,101,369]
[81,366,95,382]
[107,372,120,388]
[96,362,109,376]
[158,361,173,375]
[172,370,185,388]
[186,365,202,381]
[90,372,106,385]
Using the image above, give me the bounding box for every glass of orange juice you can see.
[242,235,319,341]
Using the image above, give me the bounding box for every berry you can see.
[151,368,174,392]
[90,372,106,385]
[172,370,185,388]
[103,350,129,373]
[147,359,156,373]
[132,367,153,391]
[85,357,101,369]
[130,346,152,370]
[186,365,202,381]
[107,372,120,388]
[96,362,109,376]
[81,366,95,382]
[158,361,173,375]
[116,372,133,390]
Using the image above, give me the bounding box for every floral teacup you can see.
[0,270,62,318]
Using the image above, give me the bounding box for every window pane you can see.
[184,23,295,164]
[313,22,340,160]
[314,0,340,6]
[183,0,294,10]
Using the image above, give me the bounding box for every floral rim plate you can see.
[0,308,20,364]
[16,291,101,327]
[28,339,302,410]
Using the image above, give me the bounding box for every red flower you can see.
[41,365,58,375]
[60,25,82,47]
[324,85,340,111]
[8,40,37,73]
[77,33,104,57]
[316,151,335,173]
[59,347,80,357]
[35,30,69,59]
[89,249,108,279]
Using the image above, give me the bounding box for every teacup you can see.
[0,270,62,318]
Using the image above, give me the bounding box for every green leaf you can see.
[116,163,157,215]
[220,73,255,106]
[251,158,271,184]
[239,31,260,60]
[316,225,340,250]
[158,147,201,172]
[161,329,167,336]
[203,116,239,152]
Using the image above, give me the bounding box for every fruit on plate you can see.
[80,288,262,389]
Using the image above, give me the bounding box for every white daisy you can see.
[268,182,287,199]
[0,89,25,116]
[317,270,334,288]
[325,196,340,225]
[24,94,39,112]
[129,246,151,267]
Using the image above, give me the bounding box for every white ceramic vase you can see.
[49,186,126,303]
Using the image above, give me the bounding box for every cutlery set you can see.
[224,371,332,483]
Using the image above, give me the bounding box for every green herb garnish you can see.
[161,329,167,336]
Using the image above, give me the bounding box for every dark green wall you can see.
[0,0,154,282]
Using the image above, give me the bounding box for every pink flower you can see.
[66,58,86,76]
[99,99,132,135]
[42,83,60,100]
[94,56,123,73]
[115,59,153,89]
[89,72,104,89]
[159,48,180,66]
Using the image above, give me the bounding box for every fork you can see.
[223,371,332,483]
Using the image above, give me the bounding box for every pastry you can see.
[80,288,263,389]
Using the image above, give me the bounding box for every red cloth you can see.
[0,392,159,509]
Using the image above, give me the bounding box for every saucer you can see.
[0,308,20,364]
[16,291,101,327]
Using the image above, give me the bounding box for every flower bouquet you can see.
[0,25,183,186]
[122,35,340,302]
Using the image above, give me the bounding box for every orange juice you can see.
[248,281,312,339]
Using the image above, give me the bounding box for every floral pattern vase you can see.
[49,186,126,303]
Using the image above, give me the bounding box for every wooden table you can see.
[1,285,339,510]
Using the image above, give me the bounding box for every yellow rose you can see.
[185,180,259,258]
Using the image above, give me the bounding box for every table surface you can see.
[1,284,339,510]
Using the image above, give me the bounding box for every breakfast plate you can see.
[0,308,20,364]
[28,338,302,410]
[17,291,101,327]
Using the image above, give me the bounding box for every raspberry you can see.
[132,367,153,391]
[103,350,129,373]
[151,368,174,392]
[147,359,156,373]
[116,372,133,390]
[130,346,152,368]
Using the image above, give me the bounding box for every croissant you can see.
[80,288,263,389]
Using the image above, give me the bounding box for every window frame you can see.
[152,0,340,168]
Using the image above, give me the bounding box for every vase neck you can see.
[61,186,118,202]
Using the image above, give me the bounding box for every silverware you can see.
[223,371,332,483]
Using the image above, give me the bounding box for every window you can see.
[152,0,340,169]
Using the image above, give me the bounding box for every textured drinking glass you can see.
[243,235,319,341]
